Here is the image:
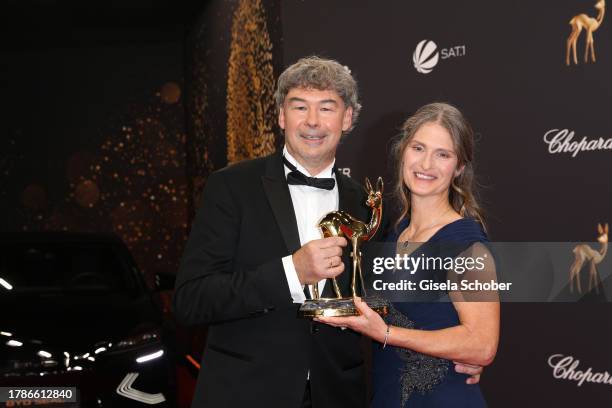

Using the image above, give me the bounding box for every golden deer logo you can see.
[569,223,609,294]
[566,0,606,65]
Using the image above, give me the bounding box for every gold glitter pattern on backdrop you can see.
[86,90,188,281]
[19,83,190,283]
[226,0,276,163]
[186,22,212,208]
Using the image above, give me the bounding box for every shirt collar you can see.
[282,146,336,179]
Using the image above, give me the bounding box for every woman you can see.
[317,102,499,407]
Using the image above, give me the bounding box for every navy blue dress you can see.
[372,218,488,408]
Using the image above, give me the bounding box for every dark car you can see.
[0,232,183,407]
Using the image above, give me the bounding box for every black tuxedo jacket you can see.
[174,152,382,408]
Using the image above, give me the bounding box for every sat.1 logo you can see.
[413,39,467,74]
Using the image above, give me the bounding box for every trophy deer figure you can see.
[566,0,606,65]
[569,223,609,294]
[315,177,383,300]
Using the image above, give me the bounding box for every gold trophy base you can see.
[298,297,389,318]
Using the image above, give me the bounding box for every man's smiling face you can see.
[279,87,353,175]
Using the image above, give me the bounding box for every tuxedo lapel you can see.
[262,153,301,254]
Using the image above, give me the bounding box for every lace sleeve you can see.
[384,304,449,407]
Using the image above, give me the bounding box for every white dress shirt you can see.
[281,146,339,303]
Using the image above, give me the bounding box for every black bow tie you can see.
[283,156,336,190]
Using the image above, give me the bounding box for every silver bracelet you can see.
[382,325,391,349]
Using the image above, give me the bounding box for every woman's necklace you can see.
[400,207,455,244]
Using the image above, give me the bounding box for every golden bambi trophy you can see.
[299,177,389,318]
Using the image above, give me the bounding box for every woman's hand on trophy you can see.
[316,297,388,343]
[293,237,347,284]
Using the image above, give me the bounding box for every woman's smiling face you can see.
[402,121,461,199]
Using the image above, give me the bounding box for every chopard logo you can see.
[548,354,612,386]
[543,129,612,157]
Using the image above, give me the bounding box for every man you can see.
[174,56,480,408]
